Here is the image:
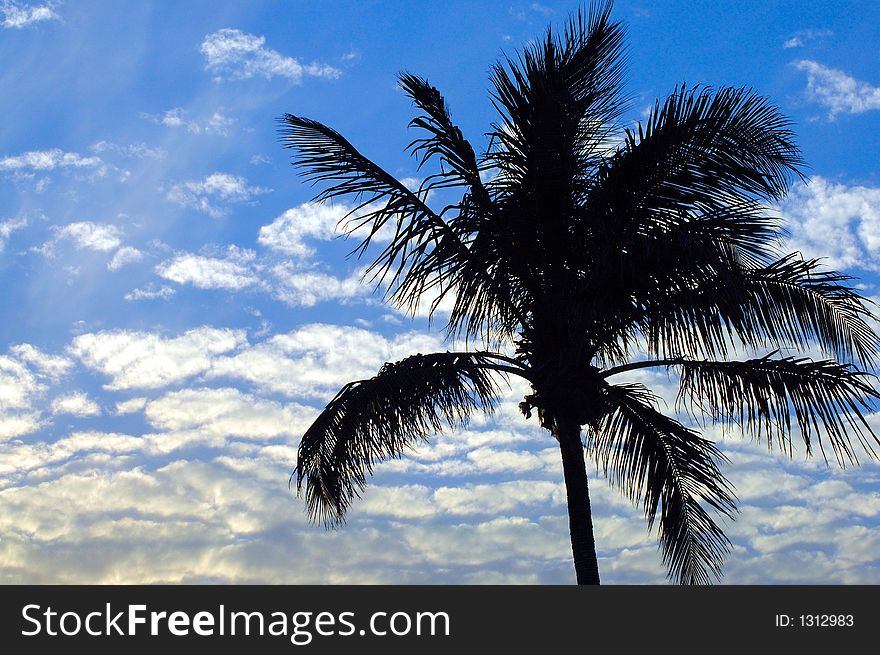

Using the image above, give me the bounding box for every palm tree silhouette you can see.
[280,1,880,584]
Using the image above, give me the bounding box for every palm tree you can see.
[280,1,880,585]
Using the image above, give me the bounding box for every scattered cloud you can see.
[783,28,832,49]
[779,176,880,272]
[69,326,247,391]
[141,108,234,137]
[156,247,261,291]
[0,149,104,174]
[8,344,72,381]
[269,263,366,307]
[107,246,144,271]
[90,141,166,160]
[124,284,176,302]
[208,323,446,399]
[257,203,347,258]
[51,392,101,417]
[0,0,58,29]
[795,60,880,118]
[200,28,340,82]
[166,172,271,217]
[37,221,123,258]
[0,217,26,251]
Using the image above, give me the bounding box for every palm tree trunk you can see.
[555,413,601,585]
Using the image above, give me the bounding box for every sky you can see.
[1,0,880,584]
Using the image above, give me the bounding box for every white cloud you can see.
[795,60,880,118]
[200,28,340,82]
[38,221,122,257]
[123,284,176,302]
[51,392,101,417]
[8,343,72,381]
[142,108,234,137]
[782,28,832,49]
[156,248,261,291]
[209,323,446,398]
[0,1,58,29]
[144,387,311,439]
[90,141,166,160]
[779,176,880,272]
[0,351,52,439]
[69,326,247,391]
[0,149,104,173]
[270,263,366,307]
[166,172,270,217]
[115,397,147,415]
[107,246,144,271]
[257,203,348,258]
[0,217,26,251]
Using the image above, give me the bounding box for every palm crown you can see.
[280,1,880,584]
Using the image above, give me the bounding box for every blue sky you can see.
[1,0,880,584]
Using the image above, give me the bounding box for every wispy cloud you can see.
[141,108,234,137]
[123,285,176,302]
[90,141,166,160]
[0,217,27,251]
[795,60,880,118]
[107,246,144,271]
[782,28,832,49]
[1,0,58,29]
[0,149,104,174]
[200,28,340,82]
[166,172,271,217]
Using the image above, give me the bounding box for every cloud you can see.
[0,1,58,29]
[795,60,880,118]
[782,28,832,49]
[0,348,58,439]
[0,149,104,174]
[69,326,247,391]
[156,248,261,291]
[107,246,144,271]
[0,217,26,251]
[123,284,176,302]
[51,392,101,417]
[141,108,234,137]
[257,203,348,258]
[200,28,341,82]
[39,221,122,257]
[166,172,271,217]
[143,387,312,439]
[257,201,397,258]
[8,343,72,381]
[209,323,446,399]
[269,263,366,307]
[90,141,166,160]
[779,176,880,272]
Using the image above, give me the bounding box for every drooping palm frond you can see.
[399,72,490,197]
[676,354,880,464]
[295,352,508,525]
[594,250,879,369]
[586,383,737,585]
[278,114,470,298]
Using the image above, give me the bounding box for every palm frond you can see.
[487,0,628,189]
[586,382,737,585]
[399,72,490,197]
[677,354,880,464]
[278,114,469,294]
[295,352,504,525]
